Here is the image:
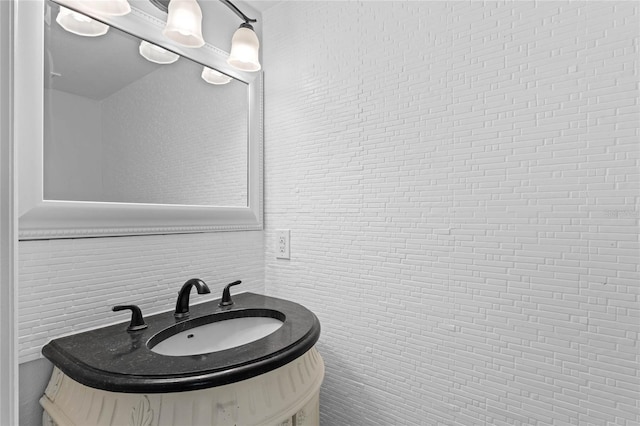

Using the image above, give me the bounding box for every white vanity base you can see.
[40,347,324,426]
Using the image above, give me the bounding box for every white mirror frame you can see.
[16,0,263,240]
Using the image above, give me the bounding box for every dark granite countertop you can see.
[42,292,321,393]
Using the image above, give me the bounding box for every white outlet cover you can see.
[276,229,290,259]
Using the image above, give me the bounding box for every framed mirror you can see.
[16,0,263,240]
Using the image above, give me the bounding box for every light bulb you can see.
[139,41,180,64]
[201,67,232,85]
[227,23,261,72]
[163,0,205,48]
[56,6,109,37]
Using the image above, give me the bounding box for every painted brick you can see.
[18,231,264,362]
[263,1,639,425]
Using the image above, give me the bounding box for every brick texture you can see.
[101,59,248,206]
[263,2,639,425]
[19,231,264,362]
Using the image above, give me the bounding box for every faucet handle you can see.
[113,305,148,332]
[219,280,242,307]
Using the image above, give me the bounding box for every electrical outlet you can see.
[276,229,290,259]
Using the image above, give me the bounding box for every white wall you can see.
[101,60,248,206]
[19,231,264,362]
[43,89,103,201]
[263,2,639,425]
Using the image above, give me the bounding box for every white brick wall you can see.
[263,1,639,425]
[18,231,264,362]
[101,59,248,207]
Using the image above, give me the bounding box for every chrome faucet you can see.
[174,278,211,319]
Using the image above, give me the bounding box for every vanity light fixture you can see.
[201,67,232,85]
[139,40,180,64]
[221,0,261,71]
[162,0,205,48]
[56,6,109,37]
[151,0,261,72]
[227,22,261,71]
[58,0,261,71]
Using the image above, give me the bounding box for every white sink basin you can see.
[150,316,284,357]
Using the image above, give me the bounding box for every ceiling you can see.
[45,1,160,100]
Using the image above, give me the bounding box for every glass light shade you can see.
[56,6,109,37]
[163,0,205,48]
[73,0,131,17]
[201,67,232,85]
[227,24,261,72]
[139,41,180,64]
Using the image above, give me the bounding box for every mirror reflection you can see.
[43,1,249,207]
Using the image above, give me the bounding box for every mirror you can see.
[44,4,249,207]
[17,0,263,239]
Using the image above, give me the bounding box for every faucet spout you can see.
[174,278,211,319]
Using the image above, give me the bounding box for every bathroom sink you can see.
[42,293,321,392]
[149,310,284,356]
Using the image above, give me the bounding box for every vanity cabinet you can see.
[41,347,324,426]
[39,293,324,426]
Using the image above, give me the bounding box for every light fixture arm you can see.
[150,0,257,24]
[220,0,256,24]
